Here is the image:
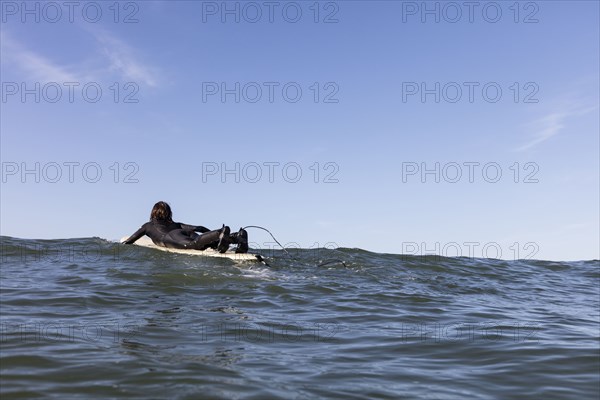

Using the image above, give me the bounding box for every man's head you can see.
[150,201,173,223]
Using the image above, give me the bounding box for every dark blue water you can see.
[1,236,598,399]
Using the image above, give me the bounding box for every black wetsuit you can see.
[123,219,223,250]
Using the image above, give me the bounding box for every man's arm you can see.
[180,223,211,233]
[122,224,147,244]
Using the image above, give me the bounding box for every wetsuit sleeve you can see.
[180,224,210,233]
[123,224,147,244]
[195,226,211,233]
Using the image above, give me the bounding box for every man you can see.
[123,201,248,253]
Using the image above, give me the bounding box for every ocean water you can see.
[0,236,598,399]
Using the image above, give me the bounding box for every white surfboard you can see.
[120,236,266,263]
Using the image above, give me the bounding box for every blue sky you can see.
[1,0,598,261]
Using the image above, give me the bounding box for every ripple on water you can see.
[1,237,598,399]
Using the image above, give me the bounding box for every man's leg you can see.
[186,225,231,252]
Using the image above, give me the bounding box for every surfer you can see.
[122,201,249,253]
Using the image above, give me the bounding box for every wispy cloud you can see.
[93,30,158,87]
[515,103,597,152]
[1,31,81,82]
[1,28,159,87]
[515,112,567,152]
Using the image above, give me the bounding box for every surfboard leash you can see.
[242,225,347,268]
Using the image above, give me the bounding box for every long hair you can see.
[150,201,173,223]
